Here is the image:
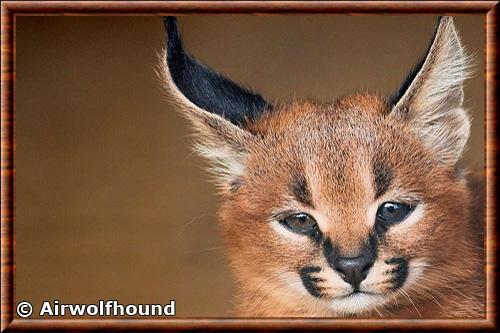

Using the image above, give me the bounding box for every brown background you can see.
[15,15,484,317]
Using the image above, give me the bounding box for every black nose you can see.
[333,256,374,288]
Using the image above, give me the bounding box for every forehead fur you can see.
[247,93,389,135]
[245,92,433,184]
[241,93,444,222]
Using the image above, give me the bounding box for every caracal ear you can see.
[158,17,271,191]
[389,16,473,166]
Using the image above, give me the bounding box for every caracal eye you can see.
[279,213,318,236]
[376,202,415,225]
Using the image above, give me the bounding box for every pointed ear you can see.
[389,17,472,166]
[158,17,271,191]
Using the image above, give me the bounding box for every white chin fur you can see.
[327,292,389,315]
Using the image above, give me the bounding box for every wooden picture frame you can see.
[1,1,497,331]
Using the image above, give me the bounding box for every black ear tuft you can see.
[163,16,270,127]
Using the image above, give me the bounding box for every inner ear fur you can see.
[389,16,473,166]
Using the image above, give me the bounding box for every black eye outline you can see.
[279,213,318,236]
[376,202,415,226]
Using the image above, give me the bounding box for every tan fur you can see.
[159,17,484,318]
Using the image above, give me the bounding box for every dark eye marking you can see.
[299,266,324,298]
[290,173,314,208]
[373,159,393,199]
